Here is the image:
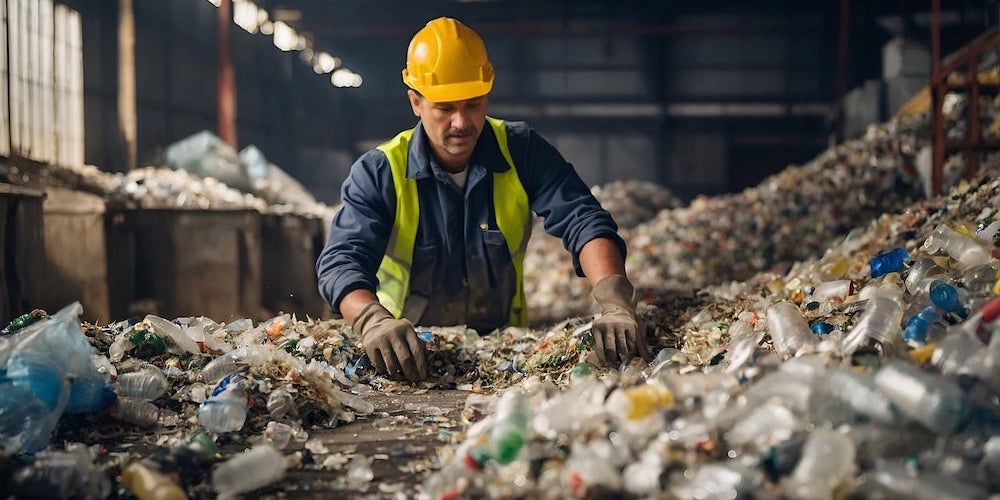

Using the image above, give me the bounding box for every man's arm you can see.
[579,237,649,366]
[578,236,627,285]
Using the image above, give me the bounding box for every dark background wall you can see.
[69,0,1000,205]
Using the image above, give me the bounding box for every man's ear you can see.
[407,89,421,117]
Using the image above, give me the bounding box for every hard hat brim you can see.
[406,79,493,103]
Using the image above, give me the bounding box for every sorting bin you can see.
[125,209,262,321]
[0,183,46,326]
[40,187,124,324]
[261,213,329,319]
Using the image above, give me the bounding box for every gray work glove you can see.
[591,275,649,366]
[352,302,428,382]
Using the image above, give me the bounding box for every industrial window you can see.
[4,0,83,167]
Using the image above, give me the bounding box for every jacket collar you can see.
[406,120,511,180]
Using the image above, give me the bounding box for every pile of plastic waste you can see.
[417,167,1000,499]
[524,113,930,325]
[4,85,1000,500]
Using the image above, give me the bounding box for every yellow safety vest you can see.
[375,117,530,327]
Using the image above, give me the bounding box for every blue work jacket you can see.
[316,119,625,331]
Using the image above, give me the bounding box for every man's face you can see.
[408,90,488,171]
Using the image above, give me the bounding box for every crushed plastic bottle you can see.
[112,397,161,427]
[115,365,170,400]
[766,301,818,356]
[197,373,249,433]
[212,444,287,497]
[842,283,904,358]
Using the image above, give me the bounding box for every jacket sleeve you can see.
[316,149,395,315]
[503,121,627,277]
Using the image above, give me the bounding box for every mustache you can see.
[446,128,476,139]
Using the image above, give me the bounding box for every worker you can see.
[316,16,648,382]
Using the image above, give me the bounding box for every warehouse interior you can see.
[3,0,1000,498]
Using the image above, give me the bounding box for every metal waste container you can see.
[261,213,329,319]
[39,187,128,324]
[0,183,45,326]
[124,209,262,321]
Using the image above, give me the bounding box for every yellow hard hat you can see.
[402,17,494,102]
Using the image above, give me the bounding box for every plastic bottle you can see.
[766,301,817,356]
[903,305,946,346]
[490,390,531,464]
[842,294,903,358]
[928,280,964,313]
[782,429,856,499]
[200,346,271,385]
[112,397,161,427]
[606,382,674,421]
[873,361,968,434]
[870,247,909,279]
[959,263,998,294]
[904,258,949,294]
[212,444,287,497]
[266,388,294,418]
[7,448,112,499]
[1,309,47,335]
[65,370,118,414]
[197,373,249,433]
[263,421,293,449]
[822,367,900,425]
[121,461,188,500]
[724,318,762,374]
[922,224,992,268]
[115,366,170,400]
[810,279,853,302]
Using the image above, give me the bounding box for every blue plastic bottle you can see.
[870,248,909,279]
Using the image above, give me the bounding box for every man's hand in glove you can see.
[352,302,428,382]
[591,274,649,366]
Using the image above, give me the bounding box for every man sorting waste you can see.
[316,17,647,381]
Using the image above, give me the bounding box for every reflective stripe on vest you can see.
[375,116,530,326]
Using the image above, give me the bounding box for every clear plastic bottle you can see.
[115,366,170,400]
[922,224,992,268]
[810,279,853,302]
[823,367,900,424]
[112,397,161,427]
[959,263,998,295]
[200,346,271,385]
[490,390,531,464]
[873,361,968,434]
[842,294,904,358]
[766,301,817,356]
[905,257,950,294]
[266,388,294,419]
[724,319,762,374]
[7,448,112,499]
[197,374,249,433]
[212,444,287,497]
[782,429,856,499]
